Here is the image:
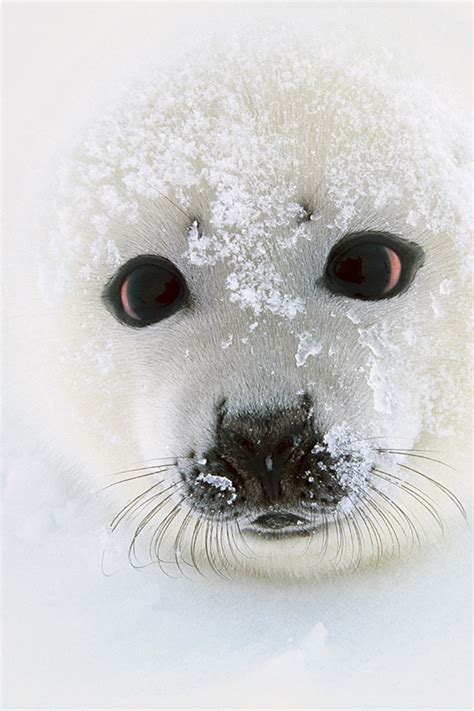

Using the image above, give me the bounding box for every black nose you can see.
[215,401,311,502]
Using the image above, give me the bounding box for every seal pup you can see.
[15,42,471,579]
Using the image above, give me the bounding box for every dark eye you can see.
[103,256,188,327]
[324,231,424,300]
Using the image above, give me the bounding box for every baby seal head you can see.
[34,44,470,579]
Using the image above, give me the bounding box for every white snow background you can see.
[2,3,472,709]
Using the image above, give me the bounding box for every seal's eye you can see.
[324,231,424,300]
[103,256,188,327]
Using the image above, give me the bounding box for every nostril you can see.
[235,435,257,455]
[273,434,301,457]
[274,437,293,456]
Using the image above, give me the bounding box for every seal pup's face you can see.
[36,47,470,579]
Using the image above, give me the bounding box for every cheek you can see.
[367,351,425,438]
[133,387,183,461]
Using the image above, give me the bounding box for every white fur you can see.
[13,42,471,579]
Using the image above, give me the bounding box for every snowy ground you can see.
[3,423,472,709]
[3,3,472,709]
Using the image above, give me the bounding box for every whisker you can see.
[368,483,421,552]
[150,502,185,576]
[223,518,243,569]
[235,520,259,559]
[125,482,184,531]
[190,517,206,578]
[203,519,221,578]
[300,513,317,557]
[109,479,178,532]
[344,493,373,565]
[398,463,467,521]
[347,508,364,570]
[213,517,233,579]
[173,507,196,578]
[317,510,330,561]
[205,518,228,580]
[213,514,232,577]
[100,467,171,492]
[148,184,194,222]
[228,521,254,561]
[380,450,455,470]
[109,481,163,532]
[306,173,326,213]
[127,455,192,466]
[102,462,178,479]
[333,510,348,567]
[340,505,363,570]
[356,494,384,566]
[127,513,181,578]
[363,491,401,557]
[331,509,345,567]
[100,548,118,578]
[378,447,442,454]
[373,469,445,534]
[127,482,183,558]
[222,519,235,567]
[348,435,424,446]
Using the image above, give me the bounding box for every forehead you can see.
[51,47,467,306]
